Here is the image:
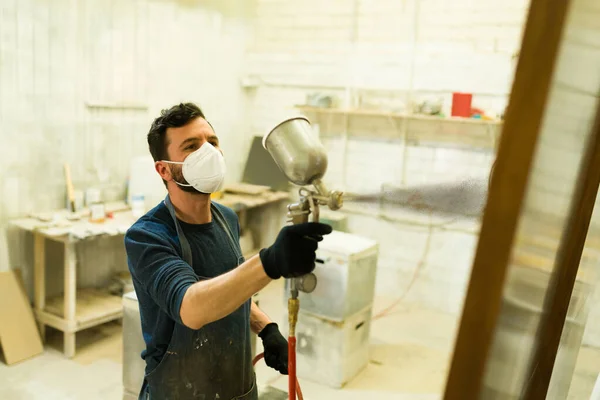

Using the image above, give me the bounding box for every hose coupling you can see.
[288,298,300,337]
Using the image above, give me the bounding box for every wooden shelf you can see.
[295,105,502,150]
[218,191,289,211]
[295,105,503,125]
[42,288,123,332]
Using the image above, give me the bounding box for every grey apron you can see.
[140,195,258,400]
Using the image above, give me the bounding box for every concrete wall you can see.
[0,0,254,297]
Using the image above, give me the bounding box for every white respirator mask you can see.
[162,142,226,194]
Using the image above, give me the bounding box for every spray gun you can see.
[262,116,343,400]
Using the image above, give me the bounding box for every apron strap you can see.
[211,203,243,260]
[163,195,243,266]
[164,195,194,266]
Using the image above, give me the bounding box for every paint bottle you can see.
[89,202,106,223]
[131,194,146,218]
[451,92,473,117]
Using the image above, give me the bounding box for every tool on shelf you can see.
[262,116,344,400]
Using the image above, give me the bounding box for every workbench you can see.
[10,189,289,358]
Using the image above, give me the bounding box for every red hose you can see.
[252,349,303,400]
[252,352,265,366]
[288,337,296,400]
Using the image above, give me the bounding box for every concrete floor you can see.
[1,279,599,400]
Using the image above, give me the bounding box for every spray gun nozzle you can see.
[312,180,343,211]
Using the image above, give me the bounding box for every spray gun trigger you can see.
[302,234,323,242]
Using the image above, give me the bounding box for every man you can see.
[124,103,332,400]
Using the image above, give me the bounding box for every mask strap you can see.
[161,160,192,187]
[173,180,193,188]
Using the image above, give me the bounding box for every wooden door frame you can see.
[442,0,574,398]
[520,93,600,399]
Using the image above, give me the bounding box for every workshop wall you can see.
[0,0,253,297]
[244,0,526,312]
[243,0,600,348]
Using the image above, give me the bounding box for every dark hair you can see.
[147,102,206,161]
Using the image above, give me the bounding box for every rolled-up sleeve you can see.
[124,223,198,325]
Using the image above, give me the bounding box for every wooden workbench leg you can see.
[238,208,248,235]
[34,233,46,342]
[64,242,77,358]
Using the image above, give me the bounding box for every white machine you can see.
[283,230,379,388]
[122,292,145,400]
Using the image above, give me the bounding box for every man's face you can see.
[155,117,222,194]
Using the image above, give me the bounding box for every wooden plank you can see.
[76,309,122,331]
[224,183,271,195]
[10,195,287,239]
[238,208,248,236]
[522,85,600,400]
[33,233,46,341]
[63,242,77,358]
[442,0,573,397]
[0,270,44,365]
[217,191,289,211]
[10,212,135,241]
[295,105,502,149]
[35,310,70,331]
[295,105,503,125]
[45,288,123,327]
[406,117,500,150]
[36,306,122,333]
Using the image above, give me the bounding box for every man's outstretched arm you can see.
[127,221,332,331]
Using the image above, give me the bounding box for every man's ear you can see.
[155,161,172,182]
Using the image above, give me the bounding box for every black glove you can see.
[259,323,288,375]
[259,222,332,279]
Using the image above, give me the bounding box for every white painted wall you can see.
[244,0,600,349]
[244,0,525,312]
[0,0,254,297]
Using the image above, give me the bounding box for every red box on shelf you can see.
[451,92,472,117]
